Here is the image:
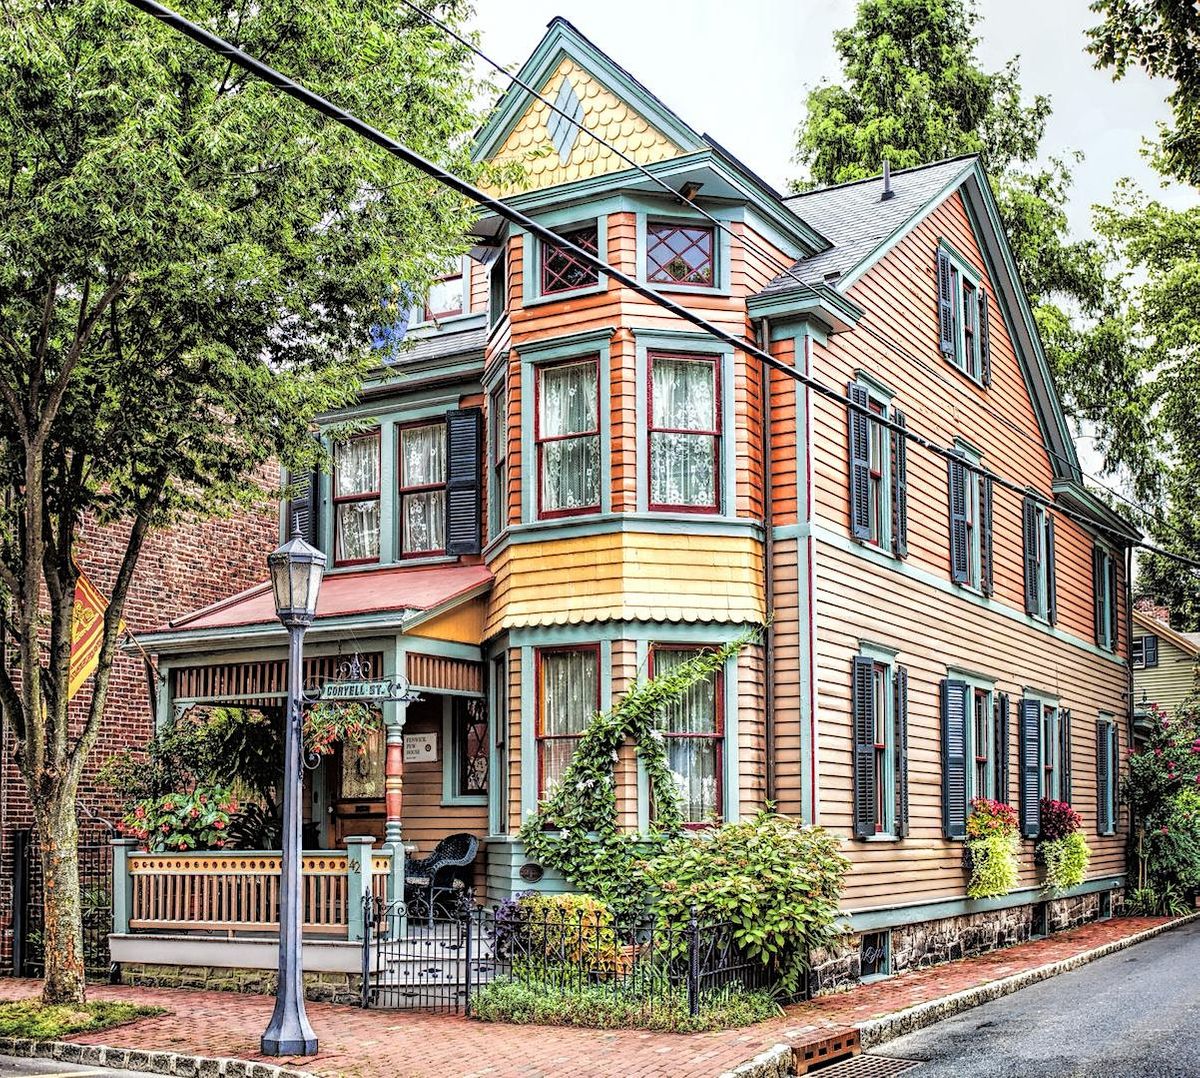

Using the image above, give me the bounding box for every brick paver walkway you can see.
[0,915,1178,1077]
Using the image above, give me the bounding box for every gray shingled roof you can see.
[382,324,487,367]
[761,156,977,293]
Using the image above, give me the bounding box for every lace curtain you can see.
[540,361,600,513]
[655,648,721,823]
[334,436,380,562]
[650,357,717,508]
[400,423,447,554]
[539,649,597,795]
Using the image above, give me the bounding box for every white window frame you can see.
[956,442,984,592]
[943,246,984,383]
[1031,503,1054,623]
[1096,547,1117,651]
[860,642,896,839]
[856,377,894,552]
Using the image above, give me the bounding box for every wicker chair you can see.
[404,832,479,926]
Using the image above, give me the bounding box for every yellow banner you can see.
[68,568,124,701]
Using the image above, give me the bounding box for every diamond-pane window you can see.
[541,224,599,295]
[546,78,584,162]
[647,223,715,286]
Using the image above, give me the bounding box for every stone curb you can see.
[856,911,1200,1050]
[0,1035,318,1078]
[716,1042,792,1078]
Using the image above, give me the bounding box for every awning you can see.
[134,563,492,653]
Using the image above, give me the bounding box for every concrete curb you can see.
[857,911,1200,1050]
[716,1043,792,1078]
[0,1035,318,1078]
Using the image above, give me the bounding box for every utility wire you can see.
[119,0,1200,572]
[401,0,1163,532]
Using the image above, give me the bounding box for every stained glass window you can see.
[647,223,715,286]
[541,224,599,295]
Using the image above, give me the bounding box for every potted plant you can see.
[302,699,382,757]
[1037,798,1090,893]
[964,798,1019,899]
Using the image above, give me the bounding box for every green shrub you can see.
[469,977,781,1032]
[965,799,1019,899]
[0,1000,163,1039]
[639,810,848,995]
[508,892,619,971]
[1040,831,1091,893]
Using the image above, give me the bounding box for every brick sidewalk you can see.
[0,915,1180,1077]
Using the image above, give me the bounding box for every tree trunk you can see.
[35,787,86,1005]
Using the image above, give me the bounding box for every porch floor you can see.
[0,915,1184,1078]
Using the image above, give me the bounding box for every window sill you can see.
[524,282,607,307]
[645,280,731,299]
[861,833,900,843]
[942,354,986,388]
[860,972,892,985]
[442,796,488,809]
[324,554,457,575]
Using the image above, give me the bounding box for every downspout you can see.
[759,315,775,804]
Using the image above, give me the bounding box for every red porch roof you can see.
[162,563,493,632]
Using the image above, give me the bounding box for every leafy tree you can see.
[0,0,486,1003]
[1088,0,1200,188]
[793,0,1147,483]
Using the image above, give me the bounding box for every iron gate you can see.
[12,826,114,979]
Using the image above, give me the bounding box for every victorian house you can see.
[121,17,1137,986]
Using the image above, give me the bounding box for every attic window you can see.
[547,78,584,162]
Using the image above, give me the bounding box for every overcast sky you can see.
[470,0,1191,236]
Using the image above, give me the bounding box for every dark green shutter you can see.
[1145,636,1159,667]
[1107,555,1119,648]
[994,692,1010,803]
[1023,496,1039,616]
[286,468,319,545]
[941,679,968,838]
[1046,513,1058,625]
[848,384,871,542]
[1111,723,1121,830]
[445,407,483,555]
[980,476,994,597]
[1060,708,1072,804]
[948,458,968,584]
[895,665,909,838]
[1092,547,1106,644]
[853,656,877,839]
[892,409,908,558]
[1096,720,1111,835]
[937,249,954,354]
[1019,698,1041,838]
[979,289,992,386]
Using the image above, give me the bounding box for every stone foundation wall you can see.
[810,887,1124,994]
[119,962,361,1005]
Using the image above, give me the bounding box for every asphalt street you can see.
[872,918,1200,1077]
[0,1058,146,1078]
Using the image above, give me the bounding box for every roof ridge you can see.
[786,154,978,201]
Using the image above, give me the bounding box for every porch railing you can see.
[112,836,396,941]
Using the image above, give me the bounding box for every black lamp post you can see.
[262,532,325,1057]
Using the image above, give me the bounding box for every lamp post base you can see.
[261,1026,318,1057]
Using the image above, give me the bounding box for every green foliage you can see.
[117,785,237,851]
[0,1000,163,1039]
[1125,883,1191,917]
[469,978,781,1033]
[506,892,619,971]
[518,633,756,919]
[1088,0,1200,188]
[965,798,1019,899]
[303,700,382,757]
[1040,832,1091,893]
[640,811,848,995]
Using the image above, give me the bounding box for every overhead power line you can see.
[119,0,1200,572]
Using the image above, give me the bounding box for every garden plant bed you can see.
[0,999,164,1040]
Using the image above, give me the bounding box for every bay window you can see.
[648,353,719,511]
[541,223,599,295]
[537,646,600,798]
[647,222,715,286]
[651,646,724,824]
[490,382,508,538]
[537,358,601,517]
[398,422,447,556]
[333,433,381,565]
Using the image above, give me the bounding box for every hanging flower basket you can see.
[303,699,382,757]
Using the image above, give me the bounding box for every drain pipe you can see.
[759,316,775,804]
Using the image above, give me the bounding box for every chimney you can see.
[881,159,895,201]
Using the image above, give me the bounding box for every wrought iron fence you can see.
[12,826,114,980]
[362,890,788,1018]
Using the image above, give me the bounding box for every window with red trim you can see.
[425,263,464,321]
[489,382,508,538]
[536,357,600,518]
[648,353,719,512]
[397,421,447,556]
[651,646,724,825]
[332,432,381,566]
[536,646,600,799]
[973,688,990,799]
[541,224,599,295]
[646,222,715,286]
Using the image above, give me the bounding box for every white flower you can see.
[611,749,620,762]
[650,729,665,742]
[558,829,570,839]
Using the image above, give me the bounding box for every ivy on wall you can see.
[518,630,758,919]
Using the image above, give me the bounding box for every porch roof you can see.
[135,563,493,650]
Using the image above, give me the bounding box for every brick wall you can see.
[0,478,280,970]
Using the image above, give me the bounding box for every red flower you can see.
[213,820,225,830]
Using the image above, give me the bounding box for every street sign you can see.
[317,675,414,702]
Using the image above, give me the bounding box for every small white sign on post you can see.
[403,732,438,764]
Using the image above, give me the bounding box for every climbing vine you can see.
[518,630,758,919]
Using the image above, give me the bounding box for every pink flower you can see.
[1161,826,1170,835]
[1155,748,1164,757]
[213,820,225,830]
